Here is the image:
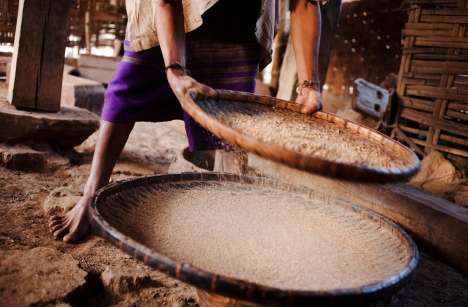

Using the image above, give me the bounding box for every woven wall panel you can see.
[395,0,468,158]
[0,0,126,48]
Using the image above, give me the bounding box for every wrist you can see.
[165,62,189,76]
[296,79,321,95]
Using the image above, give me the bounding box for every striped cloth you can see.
[101,37,260,152]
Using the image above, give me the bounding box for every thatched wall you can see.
[0,0,126,48]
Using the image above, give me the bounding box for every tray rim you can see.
[89,172,420,305]
[181,90,421,183]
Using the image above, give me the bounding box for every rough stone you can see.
[0,143,69,172]
[43,187,82,214]
[454,185,468,208]
[0,247,87,307]
[101,266,154,296]
[61,73,106,115]
[0,90,100,148]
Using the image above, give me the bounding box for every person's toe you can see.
[49,215,63,222]
[63,220,89,243]
[63,229,81,243]
[50,221,68,233]
[53,225,70,240]
[63,233,76,243]
[49,218,64,229]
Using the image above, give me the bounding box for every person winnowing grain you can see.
[49,0,323,243]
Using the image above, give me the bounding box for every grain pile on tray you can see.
[104,180,413,292]
[203,98,406,169]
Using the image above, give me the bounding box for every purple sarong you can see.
[102,37,260,152]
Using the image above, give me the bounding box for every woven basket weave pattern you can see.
[90,173,419,306]
[181,90,420,182]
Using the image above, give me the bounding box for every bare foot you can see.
[48,195,93,243]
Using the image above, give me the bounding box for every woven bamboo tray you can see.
[180,90,420,182]
[90,173,419,307]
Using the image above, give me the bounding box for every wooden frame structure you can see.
[394,0,468,159]
[7,0,73,112]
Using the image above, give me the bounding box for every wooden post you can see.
[7,0,73,112]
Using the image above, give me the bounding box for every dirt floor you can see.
[1,121,468,307]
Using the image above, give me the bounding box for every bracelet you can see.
[296,80,321,95]
[165,62,190,75]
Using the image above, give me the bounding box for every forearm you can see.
[155,0,186,67]
[290,0,321,85]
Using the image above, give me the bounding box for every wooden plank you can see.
[421,14,468,23]
[7,0,49,109]
[401,96,434,112]
[406,84,468,102]
[410,136,468,157]
[447,109,468,120]
[422,8,468,15]
[36,0,73,112]
[401,77,440,87]
[449,102,468,112]
[416,35,468,43]
[399,124,429,137]
[403,28,453,37]
[428,73,452,154]
[403,47,455,55]
[405,22,455,30]
[440,133,468,146]
[411,60,468,74]
[401,78,429,86]
[7,0,72,112]
[415,37,468,49]
[412,53,468,61]
[400,107,468,137]
[402,73,441,81]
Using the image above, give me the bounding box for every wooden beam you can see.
[7,0,73,112]
[7,0,48,109]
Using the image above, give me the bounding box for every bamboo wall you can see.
[394,0,468,159]
[0,0,126,48]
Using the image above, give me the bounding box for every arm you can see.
[290,0,323,114]
[155,0,216,102]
